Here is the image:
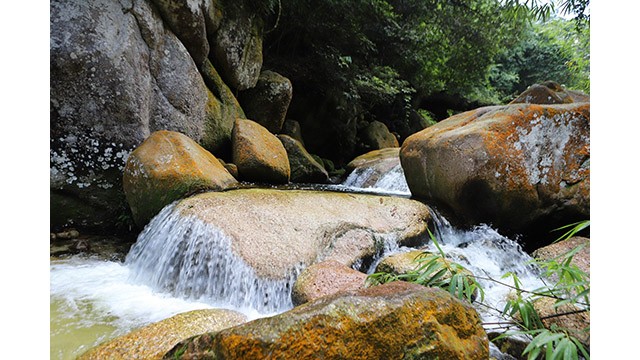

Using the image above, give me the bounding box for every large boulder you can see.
[50,0,243,231]
[126,189,431,313]
[152,188,429,278]
[150,0,215,67]
[291,260,367,306]
[239,70,293,133]
[232,119,290,183]
[122,130,238,227]
[211,1,263,90]
[79,309,247,360]
[358,120,400,151]
[401,103,590,244]
[165,282,489,359]
[277,134,329,183]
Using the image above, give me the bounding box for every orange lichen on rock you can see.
[400,102,589,236]
[122,130,237,227]
[165,282,489,359]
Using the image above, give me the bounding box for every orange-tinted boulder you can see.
[401,103,589,242]
[123,130,237,227]
[165,282,489,359]
[232,119,290,184]
[79,309,247,360]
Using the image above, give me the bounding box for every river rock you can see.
[176,188,429,279]
[510,81,590,105]
[533,236,590,276]
[79,309,247,360]
[211,2,263,90]
[123,130,237,227]
[239,70,293,133]
[281,119,306,145]
[50,0,243,231]
[359,120,400,151]
[277,134,329,183]
[232,119,290,183]
[164,282,488,359]
[291,260,367,306]
[400,103,590,244]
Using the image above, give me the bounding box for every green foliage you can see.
[264,0,526,136]
[487,18,590,102]
[368,221,590,359]
[367,229,484,303]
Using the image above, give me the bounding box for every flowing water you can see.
[50,163,547,359]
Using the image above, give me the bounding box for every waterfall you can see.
[340,163,411,195]
[343,162,546,330]
[125,203,302,315]
[428,211,545,329]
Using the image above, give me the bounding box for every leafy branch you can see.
[366,221,590,359]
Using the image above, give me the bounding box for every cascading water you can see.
[51,161,553,359]
[125,203,302,315]
[340,163,411,196]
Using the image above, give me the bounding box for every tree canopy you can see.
[249,0,590,164]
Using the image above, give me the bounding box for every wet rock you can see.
[171,188,431,280]
[165,282,489,359]
[401,103,590,244]
[277,134,329,183]
[123,130,237,227]
[79,309,247,360]
[232,119,290,184]
[343,148,404,189]
[291,260,367,306]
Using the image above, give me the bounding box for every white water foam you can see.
[340,163,411,196]
[125,203,303,315]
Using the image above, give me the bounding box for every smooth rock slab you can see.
[173,188,431,279]
[79,309,247,360]
[165,282,489,359]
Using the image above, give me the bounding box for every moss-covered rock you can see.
[277,134,329,183]
[165,282,489,359]
[358,120,399,151]
[123,130,237,227]
[79,309,247,360]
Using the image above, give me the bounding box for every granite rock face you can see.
[165,282,489,360]
[401,103,590,244]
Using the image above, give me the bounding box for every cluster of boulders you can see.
[50,0,358,233]
[51,0,590,356]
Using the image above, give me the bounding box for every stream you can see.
[50,164,546,360]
